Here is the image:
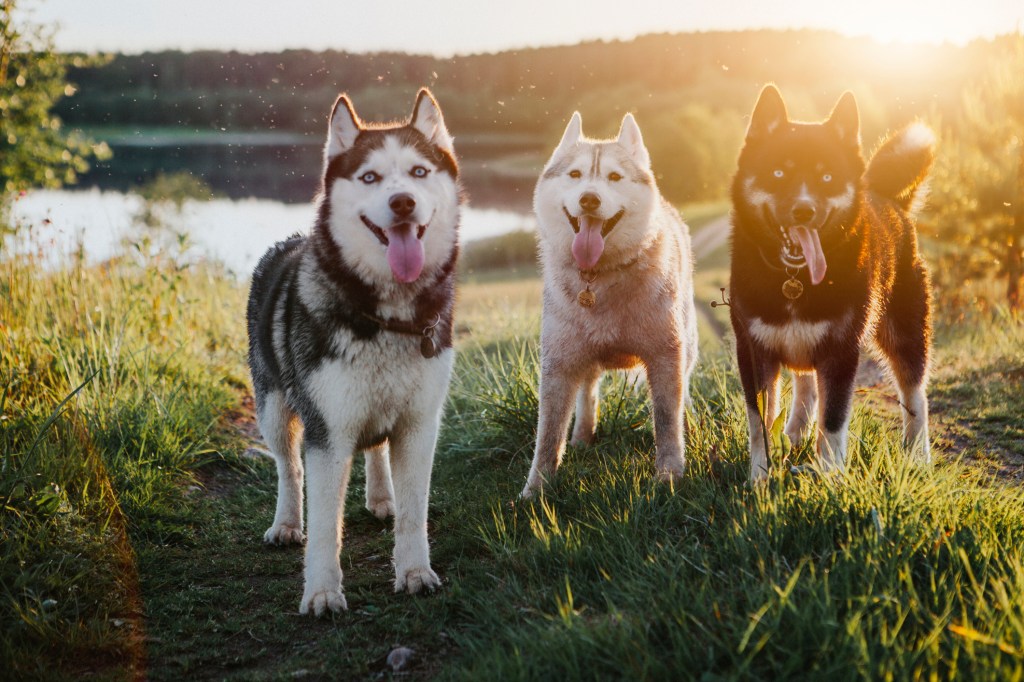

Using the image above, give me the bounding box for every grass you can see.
[2,222,1024,680]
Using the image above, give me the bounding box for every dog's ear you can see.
[827,91,860,149]
[411,88,454,154]
[746,84,788,141]
[553,112,583,157]
[616,113,650,168]
[325,94,362,160]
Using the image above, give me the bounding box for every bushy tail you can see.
[865,122,936,215]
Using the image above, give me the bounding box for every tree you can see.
[0,0,108,199]
[932,34,1024,310]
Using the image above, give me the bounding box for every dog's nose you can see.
[389,193,416,218]
[579,192,601,213]
[791,201,816,225]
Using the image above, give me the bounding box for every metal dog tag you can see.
[577,288,596,307]
[782,277,804,300]
[420,334,436,359]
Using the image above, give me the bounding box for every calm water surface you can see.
[8,189,534,276]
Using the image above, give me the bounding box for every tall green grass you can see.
[437,323,1024,680]
[3,225,1023,679]
[0,248,248,679]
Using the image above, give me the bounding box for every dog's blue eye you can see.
[773,169,784,178]
[608,172,622,182]
[569,170,582,179]
[359,171,380,184]
[411,166,430,178]
[822,173,832,182]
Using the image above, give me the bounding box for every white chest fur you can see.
[748,317,834,368]
[304,331,453,441]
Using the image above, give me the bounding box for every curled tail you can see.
[865,122,936,215]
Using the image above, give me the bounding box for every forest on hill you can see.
[55,30,1007,205]
[41,30,1023,304]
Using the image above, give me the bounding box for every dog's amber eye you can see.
[822,173,832,183]
[359,171,380,184]
[569,170,582,179]
[773,169,784,178]
[608,172,622,182]
[411,166,430,178]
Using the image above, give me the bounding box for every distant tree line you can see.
[54,30,1001,205]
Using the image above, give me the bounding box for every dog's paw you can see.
[519,481,540,500]
[748,468,770,486]
[569,430,596,447]
[299,588,347,616]
[263,523,304,546]
[365,498,394,520]
[395,566,440,595]
[655,458,686,484]
[790,463,831,478]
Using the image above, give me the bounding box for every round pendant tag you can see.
[577,289,596,307]
[420,335,436,359]
[782,277,804,300]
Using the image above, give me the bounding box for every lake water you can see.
[7,189,535,276]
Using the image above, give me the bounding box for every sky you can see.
[25,0,1024,56]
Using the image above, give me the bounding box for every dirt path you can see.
[692,214,732,261]
[691,215,732,339]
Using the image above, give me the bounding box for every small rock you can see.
[386,646,415,672]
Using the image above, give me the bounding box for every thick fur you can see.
[247,89,460,615]
[729,84,934,482]
[522,112,698,497]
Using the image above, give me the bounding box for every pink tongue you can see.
[385,224,425,283]
[571,215,606,270]
[789,226,827,286]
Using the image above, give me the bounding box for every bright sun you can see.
[838,8,994,45]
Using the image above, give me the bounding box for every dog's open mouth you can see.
[360,215,429,283]
[361,215,428,245]
[763,206,831,286]
[563,207,626,270]
[563,206,625,237]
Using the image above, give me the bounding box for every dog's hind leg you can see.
[259,390,305,546]
[523,370,580,498]
[364,443,395,520]
[570,368,602,446]
[785,371,818,445]
[876,263,932,462]
[682,301,699,411]
[300,440,354,616]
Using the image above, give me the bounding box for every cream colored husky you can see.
[522,112,699,498]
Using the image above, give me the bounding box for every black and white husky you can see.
[522,112,699,497]
[730,85,934,482]
[247,89,460,615]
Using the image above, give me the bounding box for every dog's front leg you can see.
[734,321,781,483]
[814,350,859,472]
[389,417,442,595]
[522,364,580,499]
[300,441,354,616]
[645,350,687,483]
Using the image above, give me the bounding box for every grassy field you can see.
[2,223,1023,680]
